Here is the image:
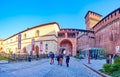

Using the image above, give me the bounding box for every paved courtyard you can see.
[0,57,106,77]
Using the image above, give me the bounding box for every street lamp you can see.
[87,35,91,64]
[88,48,90,64]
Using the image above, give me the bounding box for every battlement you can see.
[85,11,102,30]
[85,11,102,18]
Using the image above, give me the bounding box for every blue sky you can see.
[0,0,120,38]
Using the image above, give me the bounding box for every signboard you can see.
[40,42,43,52]
[18,34,21,50]
[31,38,35,51]
[45,43,48,52]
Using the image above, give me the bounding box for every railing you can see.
[0,52,48,63]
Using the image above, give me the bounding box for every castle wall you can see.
[77,31,95,50]
[93,8,120,54]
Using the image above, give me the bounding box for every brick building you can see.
[84,8,120,54]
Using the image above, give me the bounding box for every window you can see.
[10,39,12,43]
[16,36,18,41]
[0,47,3,51]
[58,33,65,38]
[24,33,26,39]
[67,33,76,38]
[35,30,39,37]
[22,47,26,53]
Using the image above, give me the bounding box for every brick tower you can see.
[85,11,102,30]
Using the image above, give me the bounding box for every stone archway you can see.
[60,39,72,55]
[59,47,66,54]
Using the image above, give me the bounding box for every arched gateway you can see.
[59,39,72,55]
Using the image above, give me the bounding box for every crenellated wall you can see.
[85,11,102,30]
[93,8,120,54]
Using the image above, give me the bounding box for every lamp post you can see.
[88,48,90,64]
[88,35,91,64]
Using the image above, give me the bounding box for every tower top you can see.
[85,11,102,30]
[85,11,102,18]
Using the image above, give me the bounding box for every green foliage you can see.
[103,64,112,75]
[111,63,120,72]
[0,56,8,60]
[112,70,120,77]
[102,62,120,76]
[114,57,120,64]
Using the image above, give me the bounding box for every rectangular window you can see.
[67,33,76,38]
[58,33,65,38]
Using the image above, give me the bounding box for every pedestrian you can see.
[36,54,39,60]
[59,53,63,66]
[109,54,112,64]
[28,55,32,62]
[56,52,60,65]
[49,52,54,64]
[66,54,70,67]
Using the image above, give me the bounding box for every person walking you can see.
[59,53,63,66]
[28,55,32,62]
[56,52,60,65]
[49,52,54,64]
[66,54,70,67]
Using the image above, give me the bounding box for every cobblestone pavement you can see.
[0,57,102,77]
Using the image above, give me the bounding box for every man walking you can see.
[66,55,70,67]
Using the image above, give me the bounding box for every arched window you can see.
[35,30,39,37]
[16,36,18,41]
[34,45,39,55]
[0,47,2,51]
[22,47,26,53]
[10,39,12,43]
[24,33,26,39]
